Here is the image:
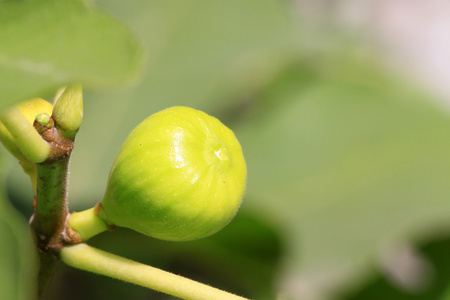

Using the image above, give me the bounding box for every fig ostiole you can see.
[88,106,247,242]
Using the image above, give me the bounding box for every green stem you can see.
[60,244,250,300]
[68,207,109,241]
[36,252,59,299]
[31,157,70,244]
[30,156,72,298]
[0,106,50,163]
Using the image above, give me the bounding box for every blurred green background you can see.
[2,0,450,299]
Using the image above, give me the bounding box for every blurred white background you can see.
[295,0,450,105]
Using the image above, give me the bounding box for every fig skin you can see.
[100,106,247,241]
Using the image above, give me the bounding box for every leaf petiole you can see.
[60,243,251,300]
[0,106,50,163]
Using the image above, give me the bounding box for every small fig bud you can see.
[34,113,54,134]
[35,113,52,127]
[99,106,247,241]
[52,85,83,139]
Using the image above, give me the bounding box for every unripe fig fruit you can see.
[99,106,247,241]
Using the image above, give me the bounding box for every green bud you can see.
[52,85,83,139]
[35,113,52,127]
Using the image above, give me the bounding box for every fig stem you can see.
[31,158,71,244]
[68,207,109,241]
[31,156,71,298]
[60,243,251,300]
[0,106,50,163]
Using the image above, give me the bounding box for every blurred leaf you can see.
[0,0,143,109]
[0,151,37,300]
[43,210,284,300]
[43,0,298,208]
[233,51,450,298]
[339,234,450,300]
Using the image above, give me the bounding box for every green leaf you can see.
[0,0,143,109]
[0,152,37,300]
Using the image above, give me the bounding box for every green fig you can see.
[99,106,247,241]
